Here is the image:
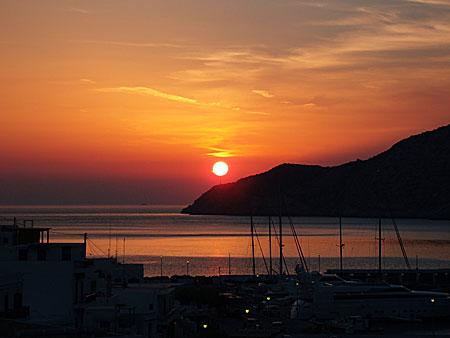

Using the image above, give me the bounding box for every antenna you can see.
[115,235,118,260]
[122,238,126,264]
[107,218,112,258]
[122,238,126,286]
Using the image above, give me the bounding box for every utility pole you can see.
[251,216,256,277]
[123,238,126,264]
[269,217,272,275]
[279,214,283,276]
[378,218,382,276]
[115,236,118,260]
[318,253,321,273]
[339,216,343,273]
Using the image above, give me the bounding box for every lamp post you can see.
[318,253,321,273]
[160,256,163,277]
[431,298,435,337]
[186,260,190,275]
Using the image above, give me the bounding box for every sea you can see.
[1,205,449,277]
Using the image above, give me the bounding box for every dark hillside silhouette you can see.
[182,124,450,219]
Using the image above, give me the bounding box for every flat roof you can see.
[1,225,51,231]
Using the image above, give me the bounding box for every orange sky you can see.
[1,0,449,204]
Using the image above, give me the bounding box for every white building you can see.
[0,221,177,337]
[0,224,85,323]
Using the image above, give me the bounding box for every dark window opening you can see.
[13,293,22,310]
[37,248,46,261]
[90,280,97,292]
[62,247,71,261]
[19,249,28,261]
[99,321,110,329]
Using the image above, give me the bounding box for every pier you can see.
[327,268,450,291]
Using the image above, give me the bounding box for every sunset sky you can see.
[1,0,449,205]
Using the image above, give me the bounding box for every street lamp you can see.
[186,260,190,275]
[431,298,435,337]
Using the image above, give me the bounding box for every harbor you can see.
[1,207,450,337]
[2,0,450,335]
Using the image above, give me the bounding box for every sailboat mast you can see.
[378,218,382,275]
[279,214,283,275]
[269,217,272,275]
[251,215,256,276]
[339,216,343,273]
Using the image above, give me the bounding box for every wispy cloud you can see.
[247,111,270,116]
[72,40,182,48]
[252,90,274,98]
[67,7,90,15]
[96,86,242,111]
[205,147,235,157]
[173,0,450,76]
[80,78,96,84]
[97,87,198,104]
[181,48,284,65]
[405,0,450,5]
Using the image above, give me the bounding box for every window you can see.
[37,248,46,261]
[13,293,22,310]
[19,249,28,261]
[62,247,71,261]
[158,295,166,315]
[90,280,96,292]
[99,321,110,329]
[148,322,153,337]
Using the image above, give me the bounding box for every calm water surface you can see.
[1,205,449,276]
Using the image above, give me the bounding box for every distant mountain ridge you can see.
[182,124,450,219]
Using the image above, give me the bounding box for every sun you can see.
[212,161,229,176]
